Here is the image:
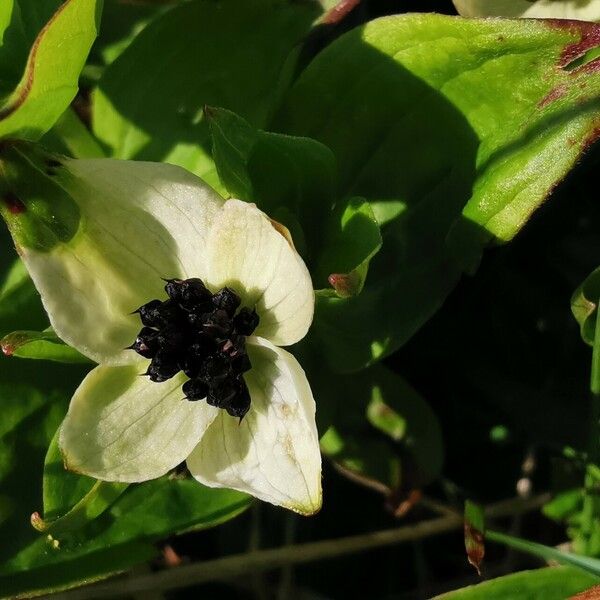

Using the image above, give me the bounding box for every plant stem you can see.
[53,494,549,600]
[581,299,600,555]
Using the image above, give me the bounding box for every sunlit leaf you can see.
[279,14,600,370]
[433,567,599,600]
[0,0,102,140]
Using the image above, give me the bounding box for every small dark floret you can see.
[130,277,259,420]
[233,307,260,336]
[145,350,180,382]
[226,380,251,419]
[183,378,209,401]
[212,287,241,316]
[129,326,159,358]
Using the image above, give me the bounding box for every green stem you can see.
[580,298,600,554]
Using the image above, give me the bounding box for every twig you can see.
[53,494,550,600]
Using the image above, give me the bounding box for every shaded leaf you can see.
[93,0,322,191]
[208,105,336,259]
[572,266,600,347]
[316,196,381,296]
[278,14,600,371]
[316,363,443,503]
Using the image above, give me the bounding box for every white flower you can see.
[12,157,321,515]
[453,0,600,20]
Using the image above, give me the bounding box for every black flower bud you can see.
[182,378,209,401]
[145,350,180,382]
[212,287,241,316]
[129,327,159,358]
[233,307,259,336]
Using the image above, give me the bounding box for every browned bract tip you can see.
[269,217,296,250]
[203,105,216,120]
[464,520,485,576]
[545,19,600,68]
[569,584,600,599]
[2,191,25,214]
[322,0,362,25]
[1,342,14,357]
[328,272,360,297]
[30,511,47,532]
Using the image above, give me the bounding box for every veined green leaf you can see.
[279,14,600,371]
[93,0,322,192]
[208,106,337,261]
[434,566,599,600]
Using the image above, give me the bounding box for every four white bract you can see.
[21,158,321,515]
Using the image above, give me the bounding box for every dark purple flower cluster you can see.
[130,278,259,419]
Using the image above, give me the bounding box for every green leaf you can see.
[317,363,443,499]
[543,489,584,523]
[572,266,600,347]
[208,106,337,259]
[32,433,127,537]
[93,0,322,192]
[433,566,599,600]
[0,144,81,252]
[0,0,103,141]
[1,329,92,364]
[278,14,600,371]
[315,197,381,296]
[42,108,105,159]
[0,259,47,336]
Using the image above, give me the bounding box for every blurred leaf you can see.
[0,0,102,141]
[433,566,599,600]
[464,500,485,575]
[207,105,336,260]
[279,14,600,371]
[1,329,92,364]
[93,0,322,192]
[544,489,584,522]
[572,266,600,347]
[317,363,443,501]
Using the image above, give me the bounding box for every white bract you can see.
[453,0,600,20]
[21,159,321,515]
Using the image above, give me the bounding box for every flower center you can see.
[129,278,259,420]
